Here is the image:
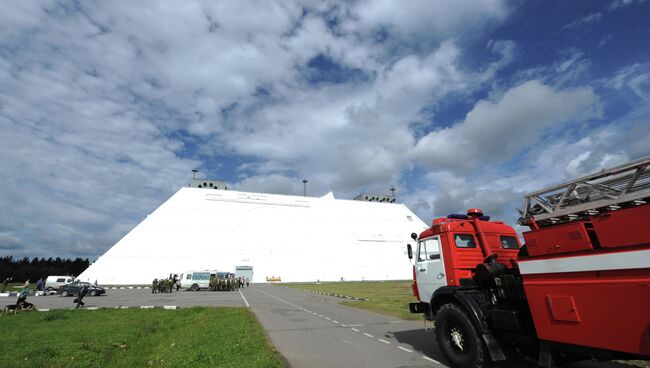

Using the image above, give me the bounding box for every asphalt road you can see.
[2,287,246,309]
[2,285,643,368]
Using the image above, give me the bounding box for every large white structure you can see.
[79,187,428,284]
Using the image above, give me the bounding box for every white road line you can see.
[238,290,250,307]
[140,306,154,309]
[340,324,347,327]
[379,339,391,344]
[37,309,50,312]
[254,287,302,310]
[351,328,360,332]
[422,356,440,364]
[332,320,339,324]
[363,333,374,338]
[86,307,99,310]
[325,317,331,320]
[317,314,323,317]
[163,306,177,310]
[345,323,364,327]
[398,346,413,353]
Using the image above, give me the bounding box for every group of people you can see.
[208,275,249,291]
[151,277,179,293]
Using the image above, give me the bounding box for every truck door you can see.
[415,236,446,300]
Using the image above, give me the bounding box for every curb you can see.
[293,288,368,301]
[34,305,180,312]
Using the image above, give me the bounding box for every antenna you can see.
[303,178,308,197]
[192,168,199,180]
[390,186,396,197]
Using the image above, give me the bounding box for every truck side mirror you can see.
[411,233,417,240]
[407,244,413,259]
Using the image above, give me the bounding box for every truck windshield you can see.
[417,237,441,261]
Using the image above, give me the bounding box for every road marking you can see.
[363,333,374,338]
[37,309,50,312]
[120,306,129,309]
[140,306,154,309]
[351,328,360,332]
[238,290,250,307]
[325,317,331,320]
[163,306,177,310]
[345,323,364,327]
[86,307,99,310]
[379,339,391,344]
[398,346,413,353]
[422,356,440,364]
[317,314,323,317]
[255,287,299,306]
[332,320,339,324]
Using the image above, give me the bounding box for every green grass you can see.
[283,281,420,320]
[0,307,284,368]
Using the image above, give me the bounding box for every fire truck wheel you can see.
[435,303,489,368]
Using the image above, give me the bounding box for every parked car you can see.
[44,276,75,291]
[58,282,106,297]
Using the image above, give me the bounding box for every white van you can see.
[45,276,74,291]
[180,270,217,291]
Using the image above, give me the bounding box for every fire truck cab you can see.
[409,208,521,310]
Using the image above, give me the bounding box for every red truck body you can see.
[519,204,650,356]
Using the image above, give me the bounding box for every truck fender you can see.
[431,287,506,362]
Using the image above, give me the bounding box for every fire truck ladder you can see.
[518,155,650,226]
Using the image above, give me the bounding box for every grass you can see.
[282,280,420,320]
[0,307,284,368]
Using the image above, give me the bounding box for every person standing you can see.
[36,278,44,292]
[75,284,88,309]
[17,284,30,308]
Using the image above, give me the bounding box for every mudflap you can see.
[482,333,507,361]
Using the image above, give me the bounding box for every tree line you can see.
[0,256,90,283]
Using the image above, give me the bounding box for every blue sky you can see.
[1,0,649,259]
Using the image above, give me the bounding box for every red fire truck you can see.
[408,156,650,367]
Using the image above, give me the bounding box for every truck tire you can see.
[61,290,68,297]
[435,303,489,368]
[190,284,199,291]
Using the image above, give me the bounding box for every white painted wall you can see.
[79,188,428,284]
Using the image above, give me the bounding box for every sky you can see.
[1,0,649,260]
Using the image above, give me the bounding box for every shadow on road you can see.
[391,328,449,365]
[390,328,640,368]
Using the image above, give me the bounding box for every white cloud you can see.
[608,0,647,11]
[605,63,650,102]
[563,13,602,29]
[341,0,509,40]
[412,80,601,172]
